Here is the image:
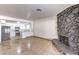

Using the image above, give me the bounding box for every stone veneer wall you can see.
[57,4,79,54]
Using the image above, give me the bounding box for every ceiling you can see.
[0,4,74,20]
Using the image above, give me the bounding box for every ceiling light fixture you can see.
[36,9,42,12]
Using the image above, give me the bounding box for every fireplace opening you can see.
[59,35,69,46]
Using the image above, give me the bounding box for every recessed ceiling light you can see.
[36,9,42,12]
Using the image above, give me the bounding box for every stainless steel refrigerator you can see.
[1,26,10,42]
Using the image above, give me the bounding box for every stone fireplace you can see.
[57,4,79,54]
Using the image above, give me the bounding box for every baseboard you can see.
[33,36,57,41]
[21,35,57,41]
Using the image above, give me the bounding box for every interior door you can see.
[1,26,10,42]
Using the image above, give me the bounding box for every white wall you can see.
[33,16,58,40]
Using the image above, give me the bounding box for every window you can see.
[26,23,31,32]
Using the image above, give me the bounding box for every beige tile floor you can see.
[0,36,60,55]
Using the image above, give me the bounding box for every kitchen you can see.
[0,15,33,43]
